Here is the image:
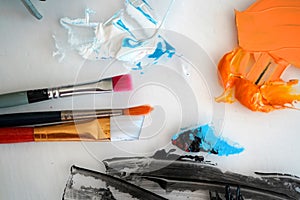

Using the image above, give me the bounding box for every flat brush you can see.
[0,74,132,108]
[0,115,145,143]
[0,105,153,127]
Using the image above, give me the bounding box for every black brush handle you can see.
[0,111,61,127]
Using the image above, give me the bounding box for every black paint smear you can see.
[103,149,300,200]
[255,172,300,179]
[151,149,205,162]
[62,165,167,200]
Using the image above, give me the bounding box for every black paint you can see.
[103,149,300,200]
[62,165,168,200]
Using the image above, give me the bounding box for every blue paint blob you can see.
[148,42,164,59]
[171,124,244,156]
[148,38,175,60]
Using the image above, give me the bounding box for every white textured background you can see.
[2,0,300,199]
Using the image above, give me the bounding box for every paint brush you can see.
[21,0,43,20]
[0,74,132,108]
[0,105,153,127]
[0,115,145,143]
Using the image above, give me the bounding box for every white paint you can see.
[54,0,175,67]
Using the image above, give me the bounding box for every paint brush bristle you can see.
[112,74,133,92]
[124,105,153,116]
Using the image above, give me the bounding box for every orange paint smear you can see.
[261,80,300,106]
[216,0,300,112]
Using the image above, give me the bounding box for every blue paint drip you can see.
[171,124,244,156]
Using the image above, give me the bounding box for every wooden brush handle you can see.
[0,127,34,143]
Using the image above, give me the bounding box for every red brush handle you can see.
[0,127,34,143]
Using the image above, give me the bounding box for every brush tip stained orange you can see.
[124,105,153,116]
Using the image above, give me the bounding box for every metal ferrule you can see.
[47,79,113,99]
[60,110,124,121]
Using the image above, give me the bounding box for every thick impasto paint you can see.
[216,0,300,112]
[54,0,175,69]
[171,124,244,156]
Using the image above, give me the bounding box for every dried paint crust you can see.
[216,0,300,112]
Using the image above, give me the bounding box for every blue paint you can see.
[148,42,164,59]
[164,39,176,58]
[122,38,143,48]
[115,19,130,33]
[132,62,143,70]
[171,124,244,156]
[136,7,157,25]
[127,0,157,25]
[141,0,152,9]
[114,19,137,40]
[148,38,175,60]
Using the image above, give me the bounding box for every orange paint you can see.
[216,0,300,112]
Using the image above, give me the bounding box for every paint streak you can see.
[148,36,175,60]
[54,0,175,69]
[63,165,167,200]
[122,38,144,48]
[171,124,244,156]
[126,0,157,25]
